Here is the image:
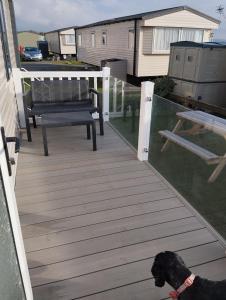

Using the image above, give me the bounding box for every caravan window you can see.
[77,34,82,47]
[63,34,75,45]
[153,28,179,52]
[152,27,204,53]
[179,29,203,42]
[91,33,95,47]
[128,29,134,49]
[102,32,107,45]
[0,0,11,80]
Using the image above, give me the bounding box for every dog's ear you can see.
[151,252,166,287]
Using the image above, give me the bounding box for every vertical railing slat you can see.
[12,68,26,128]
[113,78,117,113]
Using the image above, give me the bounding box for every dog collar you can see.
[169,273,196,299]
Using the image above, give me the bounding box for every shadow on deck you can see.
[16,123,226,300]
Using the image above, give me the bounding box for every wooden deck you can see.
[16,123,226,300]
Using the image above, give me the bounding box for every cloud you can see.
[14,0,226,38]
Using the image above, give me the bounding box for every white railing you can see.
[12,67,110,128]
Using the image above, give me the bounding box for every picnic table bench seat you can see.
[159,130,219,163]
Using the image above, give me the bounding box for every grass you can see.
[51,60,84,66]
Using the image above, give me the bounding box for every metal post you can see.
[12,68,26,128]
[113,78,117,113]
[137,81,154,161]
[102,67,110,122]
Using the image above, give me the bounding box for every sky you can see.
[14,0,226,39]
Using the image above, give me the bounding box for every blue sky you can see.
[14,0,226,39]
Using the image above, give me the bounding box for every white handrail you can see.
[20,70,104,80]
[21,67,41,81]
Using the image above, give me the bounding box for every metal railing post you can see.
[137,81,154,161]
[102,67,110,122]
[113,78,117,113]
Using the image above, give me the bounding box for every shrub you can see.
[154,76,176,97]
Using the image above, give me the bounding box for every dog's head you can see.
[151,251,187,287]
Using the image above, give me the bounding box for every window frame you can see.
[0,0,12,80]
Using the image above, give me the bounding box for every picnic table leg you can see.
[42,126,49,156]
[161,119,184,152]
[208,154,226,183]
[87,125,91,140]
[92,122,97,151]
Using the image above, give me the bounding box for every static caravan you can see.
[168,41,226,108]
[45,26,76,58]
[76,6,219,79]
[18,31,44,48]
[0,0,33,299]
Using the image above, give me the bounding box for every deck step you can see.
[159,130,219,162]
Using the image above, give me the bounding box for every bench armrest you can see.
[89,88,102,111]
[89,88,99,95]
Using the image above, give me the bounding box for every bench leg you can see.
[161,119,184,152]
[32,116,37,128]
[87,125,91,140]
[42,126,49,156]
[99,113,104,136]
[25,115,32,142]
[92,122,97,151]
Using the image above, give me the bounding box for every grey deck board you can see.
[19,182,169,216]
[19,188,175,224]
[27,217,203,268]
[24,207,193,252]
[16,124,226,300]
[18,177,162,206]
[17,169,153,197]
[21,197,184,239]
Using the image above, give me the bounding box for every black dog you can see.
[151,251,226,299]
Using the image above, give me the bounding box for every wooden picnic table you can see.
[159,110,226,183]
